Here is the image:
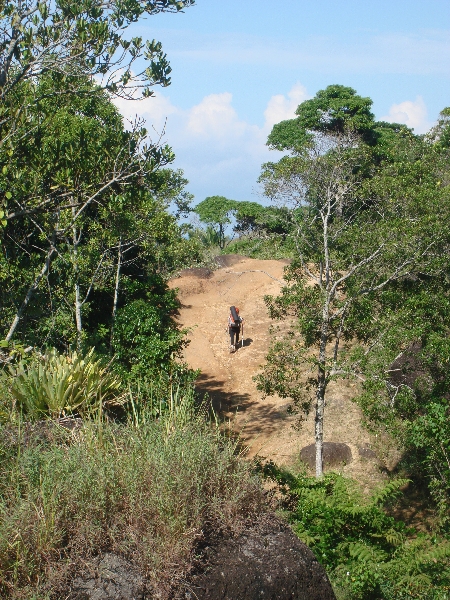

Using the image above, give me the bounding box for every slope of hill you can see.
[170,255,393,490]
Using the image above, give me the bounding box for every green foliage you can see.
[407,400,450,523]
[259,84,450,480]
[0,417,262,597]
[194,195,238,249]
[267,85,376,152]
[224,232,295,260]
[0,0,195,106]
[0,348,122,421]
[197,224,221,248]
[110,279,185,380]
[0,74,198,368]
[427,107,450,150]
[260,464,450,599]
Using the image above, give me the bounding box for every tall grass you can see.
[0,415,263,598]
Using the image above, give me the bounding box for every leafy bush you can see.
[0,417,263,598]
[259,463,450,599]
[0,348,122,421]
[407,400,450,525]
[111,294,186,381]
[224,233,295,260]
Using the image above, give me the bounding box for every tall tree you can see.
[194,196,238,249]
[0,75,199,357]
[256,87,447,477]
[0,0,195,241]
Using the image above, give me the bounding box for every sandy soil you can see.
[170,255,390,490]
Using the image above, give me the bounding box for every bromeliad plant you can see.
[1,348,122,421]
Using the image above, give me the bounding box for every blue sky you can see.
[115,0,450,204]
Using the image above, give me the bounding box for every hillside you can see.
[170,255,393,491]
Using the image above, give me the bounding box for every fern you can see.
[372,478,410,506]
[258,464,450,599]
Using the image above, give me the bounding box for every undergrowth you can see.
[224,234,295,260]
[0,417,264,598]
[259,461,450,600]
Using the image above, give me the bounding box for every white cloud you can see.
[380,96,433,133]
[263,83,309,130]
[113,92,179,137]
[186,92,248,141]
[113,84,305,201]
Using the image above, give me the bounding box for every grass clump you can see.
[0,417,263,598]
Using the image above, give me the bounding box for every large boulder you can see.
[67,516,336,600]
[181,514,336,600]
[300,442,352,471]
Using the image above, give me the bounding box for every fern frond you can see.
[372,479,410,506]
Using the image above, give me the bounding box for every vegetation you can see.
[1,0,450,596]
[260,462,450,600]
[194,195,294,256]
[255,85,450,479]
[0,348,122,421]
[0,412,262,598]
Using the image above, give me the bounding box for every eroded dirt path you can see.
[170,255,387,489]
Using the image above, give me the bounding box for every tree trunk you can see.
[315,300,329,477]
[74,280,82,350]
[72,208,82,351]
[5,246,56,342]
[110,238,122,353]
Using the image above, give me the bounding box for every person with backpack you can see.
[228,306,244,353]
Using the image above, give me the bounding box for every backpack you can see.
[229,305,241,329]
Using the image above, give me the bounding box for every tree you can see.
[194,195,238,249]
[0,0,195,240]
[350,111,450,516]
[0,75,200,364]
[256,87,446,477]
[0,0,194,109]
[267,84,376,154]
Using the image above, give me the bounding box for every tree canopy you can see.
[258,85,450,480]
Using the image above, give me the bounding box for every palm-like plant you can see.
[2,348,122,420]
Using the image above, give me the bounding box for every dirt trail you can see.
[170,256,388,489]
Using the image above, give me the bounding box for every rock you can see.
[177,267,213,279]
[214,254,246,268]
[69,553,145,600]
[358,445,378,460]
[300,442,352,470]
[182,514,336,600]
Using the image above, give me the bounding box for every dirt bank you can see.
[170,256,389,490]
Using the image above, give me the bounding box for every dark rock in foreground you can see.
[300,442,352,470]
[68,515,335,600]
[181,514,336,600]
[69,553,145,600]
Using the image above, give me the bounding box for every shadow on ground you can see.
[195,372,251,416]
[195,372,291,443]
[233,337,253,350]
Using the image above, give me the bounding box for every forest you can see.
[1,1,450,598]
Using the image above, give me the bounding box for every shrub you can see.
[0,348,122,421]
[407,400,450,526]
[112,297,186,380]
[259,463,450,599]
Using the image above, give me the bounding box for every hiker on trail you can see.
[228,306,244,353]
